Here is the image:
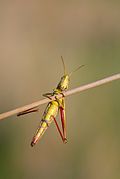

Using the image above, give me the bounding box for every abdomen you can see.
[31,101,58,147]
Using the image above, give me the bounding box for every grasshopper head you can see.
[56,56,84,92]
[57,74,70,91]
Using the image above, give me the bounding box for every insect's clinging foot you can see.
[60,92,65,98]
[43,93,53,100]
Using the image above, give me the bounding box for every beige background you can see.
[0,1,120,179]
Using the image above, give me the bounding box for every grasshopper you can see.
[17,57,84,147]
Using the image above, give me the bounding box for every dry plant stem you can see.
[0,73,120,121]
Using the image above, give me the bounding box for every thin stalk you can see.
[0,73,120,121]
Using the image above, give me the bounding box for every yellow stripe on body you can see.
[31,100,60,145]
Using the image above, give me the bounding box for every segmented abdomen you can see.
[31,101,59,147]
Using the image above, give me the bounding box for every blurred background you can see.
[0,1,120,179]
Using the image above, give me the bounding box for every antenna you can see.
[69,64,85,76]
[61,56,66,75]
